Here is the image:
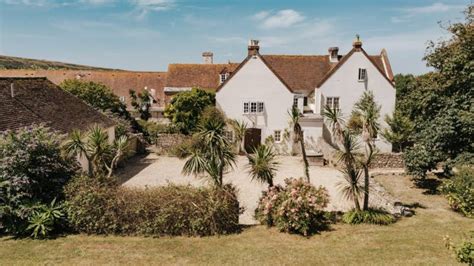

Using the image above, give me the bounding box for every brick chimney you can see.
[328,47,339,63]
[202,52,213,64]
[248,40,260,56]
[353,34,362,50]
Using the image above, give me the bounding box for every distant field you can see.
[0,174,471,265]
[0,55,119,70]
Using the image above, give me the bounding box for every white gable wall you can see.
[216,56,294,143]
[316,51,395,152]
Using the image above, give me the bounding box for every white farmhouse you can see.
[216,38,395,154]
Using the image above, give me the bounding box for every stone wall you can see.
[155,133,189,154]
[370,153,405,169]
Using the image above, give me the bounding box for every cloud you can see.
[130,0,175,19]
[391,2,465,23]
[253,9,305,29]
[402,2,464,14]
[1,0,51,6]
[79,0,114,4]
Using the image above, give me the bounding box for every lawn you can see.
[1,174,472,265]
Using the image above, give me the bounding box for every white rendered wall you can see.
[316,51,396,152]
[216,56,294,143]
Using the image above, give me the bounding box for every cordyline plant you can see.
[288,106,310,182]
[229,119,247,154]
[182,107,236,187]
[247,144,279,188]
[63,125,128,178]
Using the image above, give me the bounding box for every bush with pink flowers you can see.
[255,178,330,236]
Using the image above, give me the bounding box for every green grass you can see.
[1,175,472,265]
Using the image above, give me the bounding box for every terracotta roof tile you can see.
[0,70,167,107]
[0,77,115,133]
[166,63,239,89]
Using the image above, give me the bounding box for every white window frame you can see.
[358,68,367,81]
[274,130,282,143]
[326,97,340,111]
[219,73,229,84]
[243,101,264,114]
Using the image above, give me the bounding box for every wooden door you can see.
[244,128,261,153]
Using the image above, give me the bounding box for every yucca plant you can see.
[229,119,248,154]
[26,198,65,239]
[351,91,381,210]
[182,107,236,187]
[323,104,345,145]
[337,130,363,211]
[63,125,129,178]
[247,144,279,187]
[288,106,310,182]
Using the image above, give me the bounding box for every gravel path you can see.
[122,155,395,224]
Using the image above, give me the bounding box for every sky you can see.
[0,0,470,74]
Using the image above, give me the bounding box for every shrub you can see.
[26,199,68,239]
[170,136,199,159]
[137,120,178,144]
[255,178,330,236]
[445,231,473,264]
[342,208,396,225]
[439,167,474,218]
[0,126,78,236]
[65,175,241,236]
[404,145,438,178]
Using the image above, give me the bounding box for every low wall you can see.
[370,153,404,169]
[155,133,189,154]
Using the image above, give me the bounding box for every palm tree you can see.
[63,125,129,178]
[288,106,310,182]
[323,104,345,145]
[247,144,279,187]
[230,119,247,154]
[337,130,363,211]
[182,110,236,187]
[351,91,381,210]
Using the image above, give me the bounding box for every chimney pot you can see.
[202,52,213,64]
[328,47,339,62]
[248,39,260,56]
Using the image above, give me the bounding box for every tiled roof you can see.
[261,55,335,94]
[0,70,167,107]
[165,63,239,89]
[0,77,115,133]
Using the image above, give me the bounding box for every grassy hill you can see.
[0,55,121,71]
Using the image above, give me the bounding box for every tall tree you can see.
[350,91,381,210]
[164,88,215,134]
[247,144,279,187]
[404,5,474,176]
[289,106,310,182]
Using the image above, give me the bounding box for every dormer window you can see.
[358,68,367,81]
[219,73,229,84]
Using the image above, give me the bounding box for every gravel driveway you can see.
[122,155,393,224]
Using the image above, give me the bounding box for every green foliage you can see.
[229,119,247,154]
[0,126,77,236]
[65,175,240,236]
[170,135,199,159]
[288,106,310,181]
[164,88,215,134]
[323,105,345,143]
[60,79,130,119]
[381,110,414,152]
[439,167,474,218]
[247,144,279,187]
[404,145,438,178]
[26,199,67,239]
[63,125,128,178]
[129,89,152,121]
[137,120,177,144]
[445,231,474,264]
[255,178,330,236]
[182,107,236,187]
[342,208,396,225]
[400,7,474,176]
[349,90,380,142]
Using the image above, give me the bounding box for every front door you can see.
[244,128,261,153]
